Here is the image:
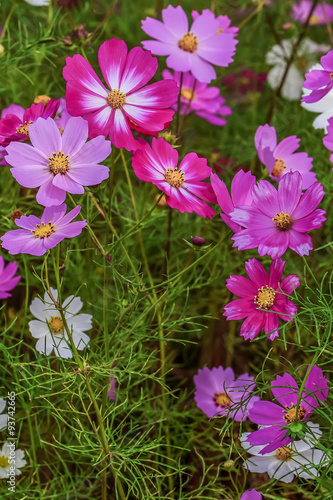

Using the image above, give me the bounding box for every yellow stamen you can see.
[0,456,9,468]
[283,404,305,424]
[33,95,51,106]
[214,392,231,407]
[181,87,196,100]
[178,32,198,53]
[48,316,63,335]
[31,222,55,239]
[47,151,70,175]
[272,211,292,230]
[107,89,126,109]
[254,285,276,309]
[271,158,287,177]
[164,167,185,188]
[16,120,33,136]
[276,447,292,461]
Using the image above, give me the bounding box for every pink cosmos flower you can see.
[194,366,259,421]
[162,70,232,125]
[6,116,110,206]
[55,97,73,131]
[247,365,328,455]
[63,38,178,152]
[224,258,299,341]
[240,490,262,500]
[255,124,316,189]
[302,49,333,103]
[1,204,86,256]
[0,257,21,299]
[0,100,59,147]
[132,137,216,218]
[211,170,256,233]
[231,171,326,259]
[322,116,333,165]
[291,1,333,26]
[141,6,238,83]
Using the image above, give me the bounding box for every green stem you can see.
[302,255,320,288]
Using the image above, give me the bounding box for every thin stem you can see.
[302,255,320,288]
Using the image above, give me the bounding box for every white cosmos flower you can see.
[25,0,51,5]
[266,39,330,100]
[241,423,328,483]
[0,443,27,478]
[301,64,333,133]
[0,399,8,431]
[29,287,92,358]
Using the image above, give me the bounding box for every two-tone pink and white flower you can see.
[6,116,111,206]
[132,137,216,218]
[302,49,333,103]
[63,38,178,151]
[141,6,238,83]
[255,124,316,188]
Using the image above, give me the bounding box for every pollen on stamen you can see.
[107,89,126,109]
[271,158,287,177]
[254,285,276,309]
[47,151,70,175]
[272,211,292,230]
[214,392,231,408]
[31,221,55,239]
[164,167,185,188]
[178,32,199,53]
[16,120,34,136]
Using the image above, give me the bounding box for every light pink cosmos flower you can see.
[0,100,59,147]
[194,366,259,421]
[1,204,86,256]
[240,490,262,500]
[322,117,333,166]
[55,97,73,131]
[247,365,328,454]
[63,38,178,152]
[211,170,256,233]
[141,6,238,83]
[302,49,333,103]
[291,1,333,26]
[6,116,110,206]
[224,258,299,341]
[0,257,21,299]
[255,124,316,189]
[231,171,326,259]
[162,70,232,125]
[132,137,216,218]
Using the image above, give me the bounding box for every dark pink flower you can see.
[231,171,326,259]
[240,490,262,500]
[211,170,256,232]
[302,49,333,103]
[247,365,328,454]
[255,124,316,189]
[322,116,333,166]
[224,258,300,341]
[291,1,333,26]
[141,6,238,83]
[55,97,73,131]
[63,38,178,152]
[6,116,110,206]
[132,137,216,218]
[162,69,232,125]
[1,204,86,256]
[194,366,259,421]
[0,257,20,299]
[108,374,117,402]
[0,100,59,147]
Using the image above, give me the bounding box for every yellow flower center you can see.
[31,222,55,239]
[33,95,51,106]
[330,72,333,81]
[271,158,287,177]
[16,120,33,136]
[275,446,292,461]
[178,32,199,53]
[181,87,196,101]
[309,15,321,25]
[107,89,126,109]
[47,151,70,175]
[254,286,276,309]
[215,28,223,34]
[164,167,185,188]
[48,316,63,335]
[272,211,292,230]
[283,404,305,424]
[214,392,231,407]
[0,455,9,468]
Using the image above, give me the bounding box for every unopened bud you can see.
[192,236,205,246]
[10,210,23,221]
[33,95,51,106]
[223,460,234,468]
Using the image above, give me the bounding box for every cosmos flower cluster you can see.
[0,2,331,496]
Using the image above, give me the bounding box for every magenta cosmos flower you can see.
[240,490,262,500]
[0,100,59,147]
[231,171,326,259]
[194,366,259,421]
[211,170,256,232]
[224,258,299,341]
[302,49,333,103]
[247,365,328,455]
[255,124,316,189]
[1,204,86,256]
[162,70,232,125]
[141,6,238,83]
[132,137,216,218]
[322,117,333,165]
[6,116,110,206]
[63,38,178,152]
[0,257,21,299]
[291,1,333,26]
